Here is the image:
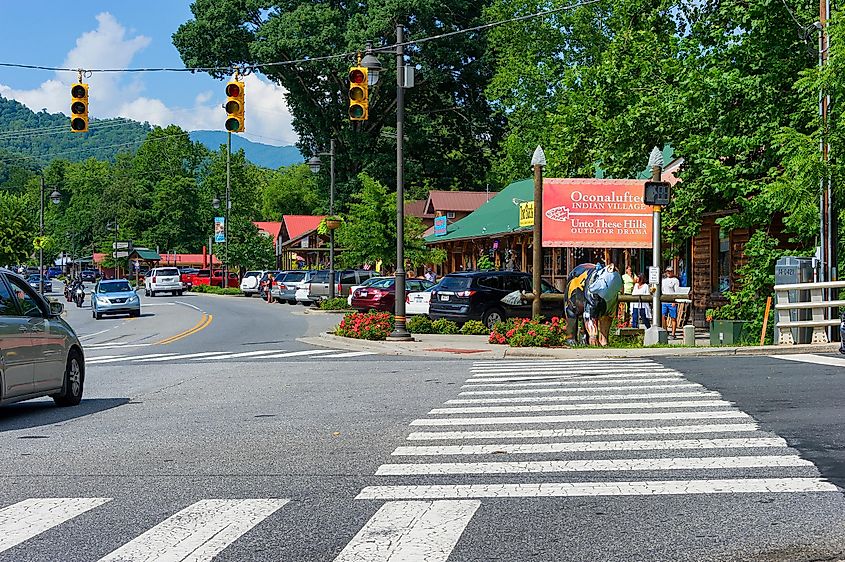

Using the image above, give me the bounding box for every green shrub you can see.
[407,315,435,334]
[320,297,351,310]
[460,320,490,335]
[431,318,459,334]
[335,311,395,340]
[193,285,241,295]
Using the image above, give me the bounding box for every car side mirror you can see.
[48,300,64,317]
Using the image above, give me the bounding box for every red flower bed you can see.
[335,311,395,340]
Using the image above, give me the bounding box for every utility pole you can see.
[644,147,668,346]
[225,131,231,288]
[531,146,546,318]
[817,1,836,337]
[39,176,44,294]
[329,138,336,299]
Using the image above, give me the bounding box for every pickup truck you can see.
[188,269,240,288]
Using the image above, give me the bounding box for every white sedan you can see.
[405,283,439,316]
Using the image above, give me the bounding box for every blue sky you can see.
[0,2,296,146]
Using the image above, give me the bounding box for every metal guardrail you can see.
[774,279,845,344]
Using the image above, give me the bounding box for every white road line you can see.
[771,354,845,367]
[190,350,287,361]
[85,343,153,350]
[471,360,663,366]
[469,368,679,376]
[467,374,684,383]
[459,382,703,395]
[405,424,761,441]
[0,498,112,553]
[410,411,752,427]
[462,377,686,389]
[333,500,479,562]
[174,300,203,311]
[376,455,812,476]
[321,351,379,358]
[97,499,288,562]
[429,400,731,415]
[135,352,231,362]
[446,391,720,405]
[258,349,339,359]
[391,437,787,456]
[87,353,178,365]
[81,355,124,361]
[356,478,839,500]
[80,329,112,340]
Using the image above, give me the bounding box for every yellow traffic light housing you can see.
[348,67,368,121]
[225,81,245,132]
[70,83,88,133]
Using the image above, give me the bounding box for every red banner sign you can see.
[542,178,653,248]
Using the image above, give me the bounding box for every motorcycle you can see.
[64,283,73,302]
[74,285,85,308]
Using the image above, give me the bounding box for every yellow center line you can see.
[157,313,213,345]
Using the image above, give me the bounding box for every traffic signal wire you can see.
[0,118,136,139]
[0,0,602,75]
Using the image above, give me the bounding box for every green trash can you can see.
[709,320,749,346]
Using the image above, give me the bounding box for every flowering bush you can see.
[335,311,394,340]
[488,317,567,347]
[431,318,459,334]
[460,320,490,335]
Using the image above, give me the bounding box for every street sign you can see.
[434,215,447,236]
[644,181,671,206]
[112,241,131,250]
[648,266,660,285]
[214,217,225,243]
[518,201,534,228]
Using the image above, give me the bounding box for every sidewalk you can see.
[297,332,842,359]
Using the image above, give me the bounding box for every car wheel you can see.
[130,310,140,318]
[177,291,183,296]
[150,290,156,297]
[482,307,506,330]
[52,350,84,407]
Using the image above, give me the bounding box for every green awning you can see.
[129,249,161,261]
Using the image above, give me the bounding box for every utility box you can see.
[774,256,814,344]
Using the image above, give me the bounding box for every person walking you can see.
[631,274,651,329]
[661,266,680,335]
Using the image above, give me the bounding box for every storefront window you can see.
[718,235,730,294]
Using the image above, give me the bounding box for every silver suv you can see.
[0,269,84,406]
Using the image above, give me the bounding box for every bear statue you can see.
[563,262,623,347]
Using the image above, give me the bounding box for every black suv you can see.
[429,271,562,329]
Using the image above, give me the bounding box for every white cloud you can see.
[0,12,298,147]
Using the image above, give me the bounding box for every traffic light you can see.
[225,81,245,132]
[348,66,368,121]
[70,83,88,133]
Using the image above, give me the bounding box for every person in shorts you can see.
[661,266,680,334]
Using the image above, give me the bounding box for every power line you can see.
[0,0,602,75]
[0,118,136,140]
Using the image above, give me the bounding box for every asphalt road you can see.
[1,286,844,561]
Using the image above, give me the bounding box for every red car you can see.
[351,278,434,312]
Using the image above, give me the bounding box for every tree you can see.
[262,164,326,219]
[172,0,505,202]
[0,192,34,266]
[214,218,276,271]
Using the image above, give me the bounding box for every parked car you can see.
[179,267,199,290]
[307,269,376,303]
[346,276,393,306]
[273,271,308,304]
[351,277,435,312]
[406,282,440,316]
[80,269,98,282]
[187,269,239,288]
[27,274,52,293]
[46,266,63,279]
[144,267,182,297]
[240,270,265,297]
[92,279,141,319]
[256,271,282,300]
[0,268,84,407]
[429,271,562,329]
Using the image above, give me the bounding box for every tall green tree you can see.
[262,163,325,219]
[0,192,34,266]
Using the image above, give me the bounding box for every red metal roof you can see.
[424,191,490,215]
[159,254,221,266]
[404,200,428,219]
[283,215,325,241]
[253,221,283,243]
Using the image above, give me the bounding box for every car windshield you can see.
[98,281,132,293]
[281,272,306,283]
[158,268,179,276]
[361,277,389,287]
[244,271,261,278]
[439,276,472,291]
[369,278,395,289]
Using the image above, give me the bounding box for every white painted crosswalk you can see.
[84,348,378,366]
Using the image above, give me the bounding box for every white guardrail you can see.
[774,280,845,344]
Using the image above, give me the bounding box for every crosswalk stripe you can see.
[446,391,720,405]
[190,350,287,360]
[466,373,685,383]
[391,437,787,457]
[771,354,845,367]
[470,368,679,376]
[459,382,703,395]
[86,343,152,350]
[410,411,751,426]
[135,351,230,362]
[405,423,761,440]
[97,499,288,562]
[88,353,177,365]
[471,359,663,367]
[333,500,480,562]
[82,355,123,361]
[0,498,112,553]
[376,455,812,476]
[461,377,686,389]
[355,478,839,500]
[321,351,379,358]
[429,399,730,415]
[258,349,339,359]
[470,364,675,372]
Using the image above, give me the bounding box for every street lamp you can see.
[361,42,382,86]
[106,220,120,279]
[212,196,221,209]
[38,176,61,293]
[309,140,337,298]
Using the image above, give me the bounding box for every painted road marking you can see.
[190,349,288,360]
[466,373,684,383]
[321,351,379,358]
[771,354,845,368]
[461,377,686,389]
[459,382,704,395]
[334,500,480,562]
[258,349,339,359]
[428,400,731,415]
[376,455,813,476]
[469,367,679,376]
[356,478,839,500]
[85,343,152,350]
[471,359,666,366]
[410,411,752,426]
[157,313,213,346]
[0,498,111,553]
[87,353,178,365]
[134,351,231,362]
[405,424,761,441]
[391,437,787,456]
[97,499,288,562]
[446,391,720,404]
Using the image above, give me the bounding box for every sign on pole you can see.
[648,266,660,286]
[518,202,534,228]
[214,217,225,243]
[434,215,447,236]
